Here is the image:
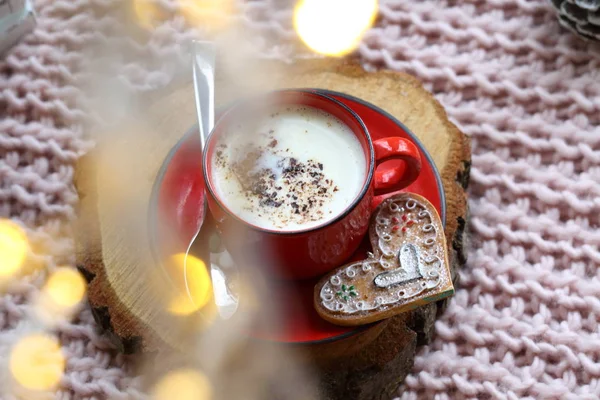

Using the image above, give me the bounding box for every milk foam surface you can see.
[211,105,367,231]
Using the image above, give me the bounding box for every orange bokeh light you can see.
[44,268,86,308]
[0,219,28,278]
[10,334,65,391]
[152,368,212,400]
[168,253,213,316]
[294,0,378,56]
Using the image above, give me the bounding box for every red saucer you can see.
[150,90,445,344]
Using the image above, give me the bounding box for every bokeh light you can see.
[152,368,212,400]
[10,334,65,391]
[293,0,378,56]
[0,219,28,278]
[168,253,213,316]
[179,0,235,33]
[132,0,163,29]
[44,268,86,308]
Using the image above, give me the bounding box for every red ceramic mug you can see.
[203,90,421,280]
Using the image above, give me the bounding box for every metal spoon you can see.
[185,41,238,319]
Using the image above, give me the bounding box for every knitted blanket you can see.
[2,0,600,398]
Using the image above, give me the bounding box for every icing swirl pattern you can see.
[314,193,454,326]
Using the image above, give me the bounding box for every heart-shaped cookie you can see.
[314,193,454,326]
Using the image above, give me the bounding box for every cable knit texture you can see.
[1,0,600,398]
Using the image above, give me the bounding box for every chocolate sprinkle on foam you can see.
[214,133,338,228]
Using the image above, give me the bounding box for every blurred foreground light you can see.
[35,268,87,326]
[179,0,235,33]
[133,0,163,29]
[44,268,86,308]
[152,368,212,400]
[0,219,28,278]
[293,0,378,56]
[10,334,65,391]
[168,253,213,316]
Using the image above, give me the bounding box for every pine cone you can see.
[551,0,600,40]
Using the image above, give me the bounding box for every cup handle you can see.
[372,137,422,198]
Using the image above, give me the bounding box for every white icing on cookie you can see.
[319,196,444,314]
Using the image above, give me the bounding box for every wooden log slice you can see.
[74,58,470,399]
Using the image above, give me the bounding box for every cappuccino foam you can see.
[211,105,367,231]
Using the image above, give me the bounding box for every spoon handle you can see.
[189,41,239,319]
[192,41,216,146]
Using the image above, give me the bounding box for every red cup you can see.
[203,90,421,280]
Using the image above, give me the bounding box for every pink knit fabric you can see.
[1,0,600,398]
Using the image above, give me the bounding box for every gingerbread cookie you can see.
[314,193,454,326]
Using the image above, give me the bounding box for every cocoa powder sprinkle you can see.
[221,145,338,226]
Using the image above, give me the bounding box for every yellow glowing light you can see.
[44,268,86,308]
[293,0,378,56]
[179,0,235,33]
[168,253,213,316]
[0,220,28,278]
[152,369,212,400]
[133,0,163,29]
[10,334,65,391]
